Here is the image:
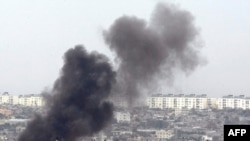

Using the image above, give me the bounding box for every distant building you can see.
[0,92,10,104]
[21,94,44,107]
[0,92,44,107]
[155,129,174,139]
[207,98,218,109]
[217,95,249,109]
[9,95,19,105]
[114,112,131,123]
[201,135,213,141]
[147,94,211,110]
[147,94,250,110]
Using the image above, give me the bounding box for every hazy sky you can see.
[1,0,250,97]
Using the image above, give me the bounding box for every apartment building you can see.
[147,94,250,110]
[9,95,19,105]
[207,98,218,109]
[114,112,131,123]
[0,92,44,107]
[0,92,11,104]
[245,98,250,109]
[155,130,174,139]
[217,95,249,110]
[147,94,210,110]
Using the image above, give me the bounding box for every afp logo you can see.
[224,125,250,141]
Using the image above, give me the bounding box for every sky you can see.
[0,0,250,97]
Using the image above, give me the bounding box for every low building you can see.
[0,108,12,117]
[201,135,213,141]
[114,112,131,123]
[155,129,174,139]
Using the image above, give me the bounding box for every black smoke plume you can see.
[18,2,204,141]
[18,46,115,141]
[104,3,204,104]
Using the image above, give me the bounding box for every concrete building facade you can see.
[147,94,211,110]
[114,112,131,123]
[155,130,174,139]
[0,92,44,107]
[147,94,250,110]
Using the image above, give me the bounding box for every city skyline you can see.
[1,0,250,97]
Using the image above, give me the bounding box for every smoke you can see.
[104,3,204,104]
[18,2,205,141]
[18,46,115,141]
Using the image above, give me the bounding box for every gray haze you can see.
[18,46,115,141]
[104,3,204,104]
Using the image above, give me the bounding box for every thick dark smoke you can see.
[104,3,204,104]
[18,46,115,141]
[18,2,204,141]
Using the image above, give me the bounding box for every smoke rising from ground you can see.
[18,2,204,141]
[18,46,115,141]
[104,3,204,104]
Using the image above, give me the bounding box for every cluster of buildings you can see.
[2,91,250,110]
[0,92,44,107]
[147,94,250,110]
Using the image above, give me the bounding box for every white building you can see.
[155,130,174,139]
[147,94,210,110]
[217,95,247,109]
[114,112,131,123]
[201,135,213,141]
[245,98,250,109]
[0,92,10,104]
[0,92,44,107]
[18,96,25,105]
[147,94,249,110]
[207,98,218,109]
[23,95,44,107]
[9,95,19,105]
